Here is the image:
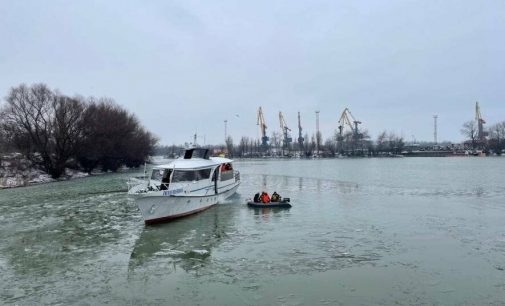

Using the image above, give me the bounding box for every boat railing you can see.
[128,179,194,195]
[127,177,148,194]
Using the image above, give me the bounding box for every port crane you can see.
[297,112,304,148]
[279,111,292,147]
[338,108,362,140]
[475,101,487,142]
[257,107,269,146]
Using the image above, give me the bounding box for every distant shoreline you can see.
[3,153,503,189]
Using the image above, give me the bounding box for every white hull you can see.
[134,182,239,224]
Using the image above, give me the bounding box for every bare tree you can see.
[270,131,281,154]
[461,120,478,149]
[358,129,371,155]
[373,131,403,155]
[340,131,354,154]
[488,121,505,154]
[77,98,157,172]
[1,84,158,176]
[303,133,310,157]
[0,116,13,153]
[238,136,250,157]
[52,95,85,171]
[309,134,316,155]
[375,131,387,154]
[225,136,234,157]
[1,84,51,158]
[387,132,404,154]
[0,84,85,178]
[324,137,336,156]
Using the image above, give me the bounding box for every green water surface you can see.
[1,157,505,305]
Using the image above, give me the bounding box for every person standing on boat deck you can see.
[271,191,280,202]
[253,192,260,203]
[160,169,172,190]
[260,192,270,203]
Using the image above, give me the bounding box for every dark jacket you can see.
[271,192,280,202]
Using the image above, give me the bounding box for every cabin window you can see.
[151,169,163,181]
[183,148,209,159]
[220,163,233,171]
[196,168,212,180]
[171,168,212,182]
[220,163,234,181]
[172,170,197,182]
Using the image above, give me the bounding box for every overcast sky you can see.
[1,0,504,145]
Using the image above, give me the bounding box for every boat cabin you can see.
[183,148,210,159]
[148,148,237,195]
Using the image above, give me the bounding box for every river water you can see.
[1,157,505,305]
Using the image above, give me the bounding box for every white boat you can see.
[127,148,240,224]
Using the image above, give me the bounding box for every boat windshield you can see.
[171,168,212,182]
[151,169,164,181]
[183,148,209,159]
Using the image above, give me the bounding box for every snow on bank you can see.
[0,154,89,188]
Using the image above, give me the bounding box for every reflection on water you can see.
[248,173,359,196]
[128,206,234,273]
[251,207,290,218]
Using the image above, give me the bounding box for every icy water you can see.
[1,157,505,305]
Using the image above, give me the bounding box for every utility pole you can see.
[297,111,304,150]
[433,115,438,145]
[315,110,320,155]
[224,120,228,142]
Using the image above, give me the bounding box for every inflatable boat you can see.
[246,198,291,208]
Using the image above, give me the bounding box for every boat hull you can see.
[135,183,239,224]
[247,200,292,208]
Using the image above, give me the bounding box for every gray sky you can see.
[1,0,504,145]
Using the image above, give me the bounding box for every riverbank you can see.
[0,153,89,188]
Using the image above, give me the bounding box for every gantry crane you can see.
[475,101,487,142]
[338,108,362,139]
[279,111,292,147]
[257,107,269,146]
[297,112,304,147]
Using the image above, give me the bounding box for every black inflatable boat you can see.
[247,198,291,208]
